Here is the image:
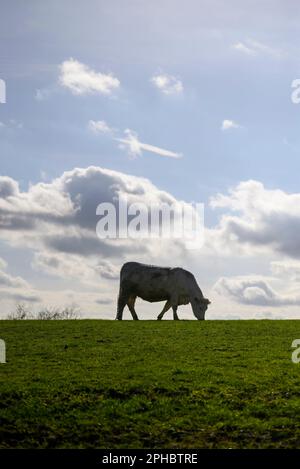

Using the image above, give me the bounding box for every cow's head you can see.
[191,297,211,320]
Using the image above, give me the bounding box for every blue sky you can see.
[1,0,300,318]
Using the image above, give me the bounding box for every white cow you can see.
[116,262,210,320]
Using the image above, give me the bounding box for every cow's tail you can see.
[116,291,125,320]
[116,263,129,320]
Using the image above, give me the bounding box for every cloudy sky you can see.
[1,0,300,319]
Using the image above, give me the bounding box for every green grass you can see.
[1,320,300,448]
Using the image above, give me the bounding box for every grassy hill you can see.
[1,320,300,448]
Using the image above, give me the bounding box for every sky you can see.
[1,0,300,319]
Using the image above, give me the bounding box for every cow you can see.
[116,262,210,320]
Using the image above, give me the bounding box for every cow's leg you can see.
[127,295,139,320]
[157,300,171,320]
[169,293,180,320]
[172,306,179,320]
[116,294,127,320]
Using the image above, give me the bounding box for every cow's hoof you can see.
[157,317,162,320]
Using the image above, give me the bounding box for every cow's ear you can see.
[205,298,211,305]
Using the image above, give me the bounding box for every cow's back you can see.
[120,262,171,279]
[119,262,173,301]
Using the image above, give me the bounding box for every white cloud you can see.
[254,311,284,320]
[88,123,182,159]
[232,42,257,56]
[0,267,29,289]
[209,180,300,259]
[59,58,120,96]
[0,120,23,130]
[88,120,113,134]
[151,73,183,95]
[247,39,283,58]
[0,166,193,271]
[232,39,283,59]
[0,256,40,304]
[221,119,241,131]
[3,291,41,303]
[0,176,19,198]
[32,252,119,284]
[9,119,23,129]
[116,129,182,159]
[0,272,28,289]
[35,88,53,101]
[271,260,300,281]
[94,261,119,280]
[214,275,300,307]
[96,297,113,305]
[32,251,95,282]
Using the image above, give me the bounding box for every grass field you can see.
[1,320,300,448]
